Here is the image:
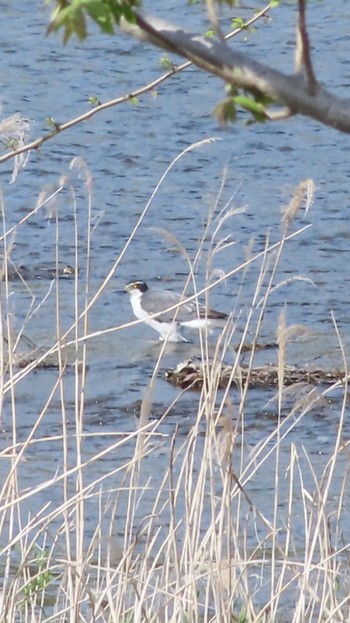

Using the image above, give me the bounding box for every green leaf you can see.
[233,95,268,121]
[47,0,140,42]
[46,116,59,129]
[46,5,72,36]
[160,55,175,71]
[214,97,236,127]
[231,17,246,30]
[83,1,115,34]
[47,3,87,42]
[225,83,239,96]
[88,95,101,106]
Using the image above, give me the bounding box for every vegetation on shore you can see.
[0,156,349,621]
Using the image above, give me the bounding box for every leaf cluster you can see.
[46,0,140,43]
[215,87,274,126]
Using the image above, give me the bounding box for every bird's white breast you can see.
[129,290,150,321]
[128,289,186,341]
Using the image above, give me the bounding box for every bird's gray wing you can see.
[198,305,228,320]
[142,289,196,323]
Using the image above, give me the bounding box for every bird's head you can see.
[125,280,148,294]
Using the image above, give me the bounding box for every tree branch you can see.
[0,4,271,166]
[0,70,178,166]
[121,10,350,134]
[206,0,225,43]
[295,0,317,93]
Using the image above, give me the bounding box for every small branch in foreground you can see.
[295,0,317,93]
[206,0,225,43]
[0,4,271,166]
[0,70,177,166]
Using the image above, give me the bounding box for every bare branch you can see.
[0,4,271,166]
[0,68,181,166]
[121,10,350,134]
[295,0,317,93]
[206,0,225,43]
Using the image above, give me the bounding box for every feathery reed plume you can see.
[282,178,315,231]
[0,111,32,182]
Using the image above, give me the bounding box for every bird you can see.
[125,279,228,342]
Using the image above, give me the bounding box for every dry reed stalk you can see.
[1,157,350,623]
[0,111,32,183]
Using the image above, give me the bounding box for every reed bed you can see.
[0,148,349,623]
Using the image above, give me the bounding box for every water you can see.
[1,0,350,617]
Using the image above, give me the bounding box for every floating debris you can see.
[165,357,347,390]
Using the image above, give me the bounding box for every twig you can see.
[206,0,225,43]
[295,0,317,93]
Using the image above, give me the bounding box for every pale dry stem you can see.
[1,165,350,623]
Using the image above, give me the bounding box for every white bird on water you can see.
[125,279,228,342]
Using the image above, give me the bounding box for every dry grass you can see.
[0,152,349,623]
